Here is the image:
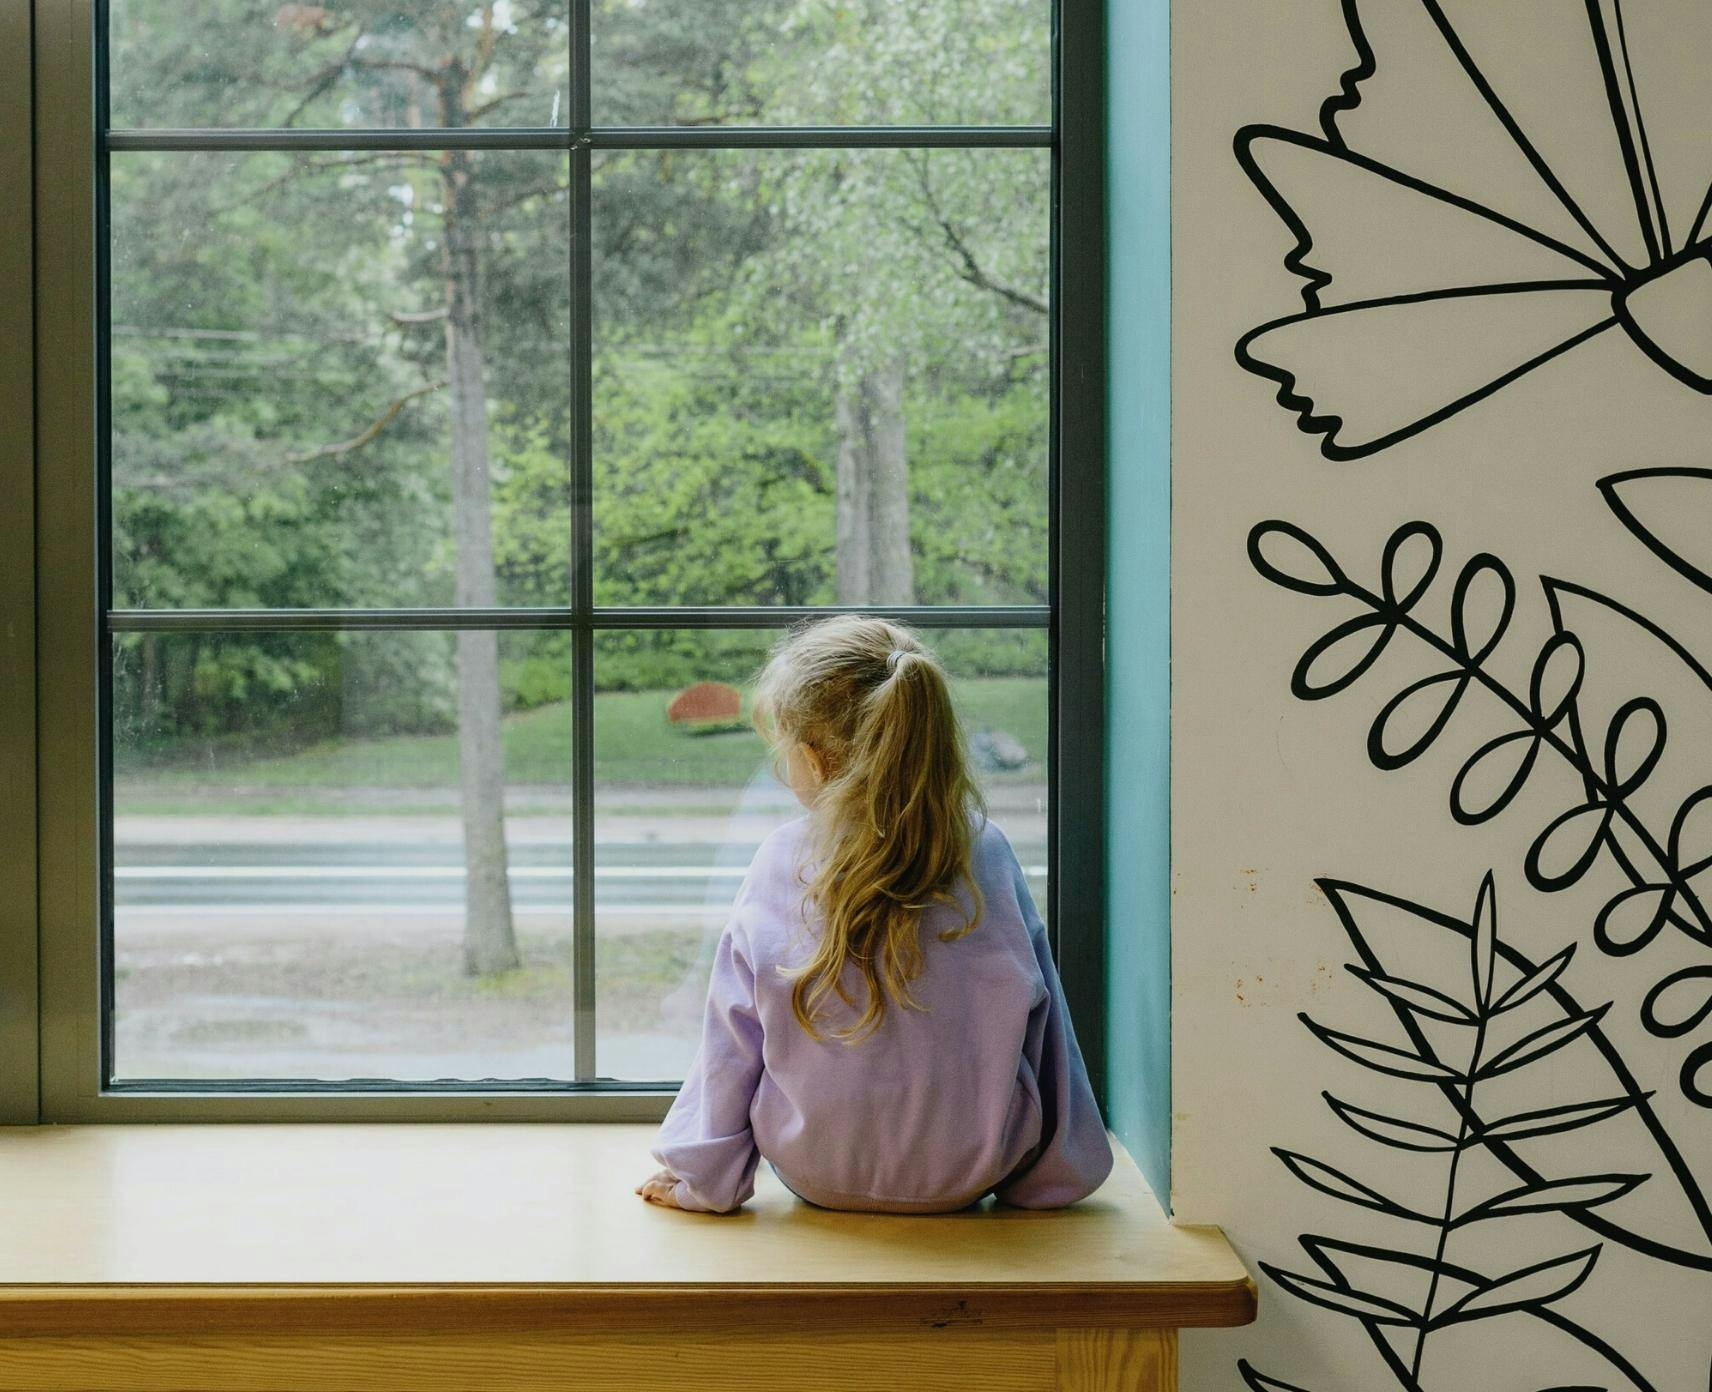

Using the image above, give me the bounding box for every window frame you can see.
[0,0,42,1127]
[21,0,1107,1122]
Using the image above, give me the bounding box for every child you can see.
[635,615,1112,1214]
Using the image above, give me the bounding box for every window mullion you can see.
[101,127,1052,153]
[103,606,1052,633]
[1049,0,1106,1106]
[94,0,118,1092]
[569,0,597,1083]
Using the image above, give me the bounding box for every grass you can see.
[116,677,1048,814]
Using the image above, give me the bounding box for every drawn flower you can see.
[1236,0,1712,459]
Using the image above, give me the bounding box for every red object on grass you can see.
[668,681,743,727]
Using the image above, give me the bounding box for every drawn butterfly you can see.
[1235,0,1712,459]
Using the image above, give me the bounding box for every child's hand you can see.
[635,1169,685,1208]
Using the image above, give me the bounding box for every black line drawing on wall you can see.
[1600,466,1712,598]
[1240,509,1712,1387]
[1227,3,1712,1384]
[1236,877,1675,1392]
[1234,0,1712,459]
[1247,515,1712,1113]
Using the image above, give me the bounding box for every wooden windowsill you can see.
[0,1122,1253,1335]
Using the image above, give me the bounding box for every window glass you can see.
[97,0,1059,1098]
[594,626,1048,1080]
[591,0,1050,127]
[111,149,572,611]
[108,2,573,130]
[592,148,1049,608]
[111,628,575,1083]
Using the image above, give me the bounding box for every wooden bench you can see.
[0,1123,1253,1390]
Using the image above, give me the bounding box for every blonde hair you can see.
[752,615,986,1042]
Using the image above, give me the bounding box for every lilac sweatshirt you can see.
[650,814,1113,1214]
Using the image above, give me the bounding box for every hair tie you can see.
[885,649,906,673]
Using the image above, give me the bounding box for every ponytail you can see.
[751,616,985,1041]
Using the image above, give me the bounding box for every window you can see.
[22,0,1105,1120]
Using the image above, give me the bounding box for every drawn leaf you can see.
[1454,1175,1647,1226]
[1641,966,1712,1039]
[1324,1092,1460,1152]
[1664,789,1712,941]
[1294,611,1395,699]
[1528,631,1585,726]
[1599,466,1712,597]
[1431,1248,1599,1326]
[1302,1014,1463,1082]
[1320,878,1712,1264]
[1669,785,1712,877]
[1681,1040,1712,1109]
[1601,696,1666,795]
[1544,579,1712,953]
[1471,871,1497,1010]
[1274,1149,1433,1221]
[1236,1360,1316,1392]
[1260,1263,1420,1326]
[1592,883,1671,957]
[1248,520,1348,595]
[1379,522,1440,612]
[1489,944,1575,1014]
[1477,1006,1609,1079]
[1478,1095,1644,1142]
[1348,966,1475,1023]
[1450,553,1516,664]
[1450,727,1540,825]
[1368,669,1466,769]
[1525,802,1611,891]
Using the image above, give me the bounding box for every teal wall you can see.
[1103,0,1172,1208]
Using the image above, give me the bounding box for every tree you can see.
[274,3,573,975]
[833,352,912,604]
[739,0,1050,605]
[435,42,522,976]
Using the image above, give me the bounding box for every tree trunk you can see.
[833,356,913,606]
[140,633,158,731]
[442,149,520,977]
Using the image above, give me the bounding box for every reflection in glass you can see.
[593,626,1047,1081]
[591,147,1050,608]
[110,149,572,611]
[109,2,572,131]
[592,0,1049,128]
[111,628,574,1083]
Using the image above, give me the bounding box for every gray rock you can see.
[969,728,1030,773]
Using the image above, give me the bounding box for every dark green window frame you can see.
[10,0,1106,1122]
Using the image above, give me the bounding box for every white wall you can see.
[1171,3,1712,1388]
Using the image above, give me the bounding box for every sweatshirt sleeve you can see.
[648,918,765,1214]
[994,853,1114,1209]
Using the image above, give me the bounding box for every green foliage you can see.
[113,630,461,753]
[110,1,572,129]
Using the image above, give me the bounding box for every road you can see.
[110,823,1053,1080]
[114,838,1052,927]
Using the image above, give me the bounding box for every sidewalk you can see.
[114,782,1051,846]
